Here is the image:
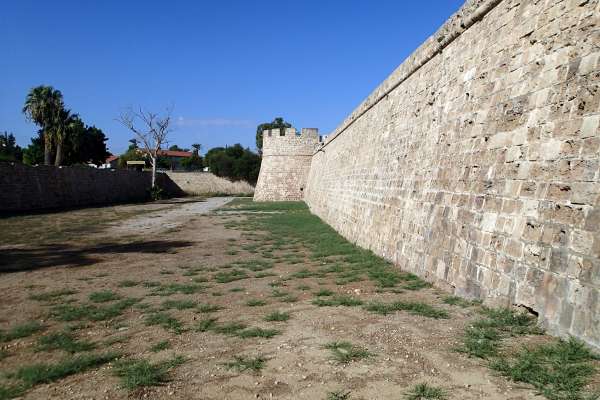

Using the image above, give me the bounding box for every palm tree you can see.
[22,86,64,165]
[53,109,80,166]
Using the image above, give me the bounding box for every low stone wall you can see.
[0,162,155,212]
[164,172,254,196]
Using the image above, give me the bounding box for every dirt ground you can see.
[0,197,592,399]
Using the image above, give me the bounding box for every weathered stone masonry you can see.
[255,0,600,348]
[254,128,320,201]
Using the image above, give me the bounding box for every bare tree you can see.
[116,106,173,188]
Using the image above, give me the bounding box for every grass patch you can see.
[229,287,244,292]
[490,337,599,400]
[220,199,406,288]
[326,391,351,400]
[36,332,95,353]
[51,298,138,322]
[442,295,476,308]
[151,283,206,296]
[264,311,290,322]
[0,321,44,342]
[364,301,449,319]
[144,312,184,334]
[297,284,311,291]
[405,383,447,400]
[161,299,197,310]
[324,341,373,364]
[315,289,334,297]
[29,289,77,302]
[149,340,170,352]
[112,355,185,390]
[89,290,120,303]
[457,307,542,359]
[197,303,223,313]
[214,269,248,283]
[223,355,266,373]
[246,299,267,307]
[196,319,280,339]
[312,295,363,307]
[6,352,118,394]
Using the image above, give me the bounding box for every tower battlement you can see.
[253,127,320,201]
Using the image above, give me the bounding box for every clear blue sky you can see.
[1,0,464,155]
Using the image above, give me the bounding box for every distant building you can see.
[100,155,119,169]
[156,149,193,170]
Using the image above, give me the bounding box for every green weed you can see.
[89,290,120,303]
[36,332,95,353]
[364,301,449,319]
[324,341,373,364]
[112,355,185,390]
[149,340,170,352]
[405,383,447,400]
[264,311,290,322]
[0,321,44,342]
[223,355,266,373]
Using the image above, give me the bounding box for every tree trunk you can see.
[151,156,156,188]
[44,132,52,165]
[54,141,63,166]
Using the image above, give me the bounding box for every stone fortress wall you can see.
[255,0,600,348]
[253,128,321,201]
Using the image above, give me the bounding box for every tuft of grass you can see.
[214,269,248,283]
[195,318,219,332]
[50,298,138,322]
[312,295,363,307]
[246,299,267,307]
[315,289,334,297]
[402,280,432,291]
[364,301,449,319]
[255,272,277,278]
[151,283,206,296]
[144,312,184,334]
[442,295,475,308]
[0,321,44,342]
[29,289,77,302]
[229,287,244,292]
[196,319,280,339]
[36,332,95,353]
[457,307,542,359]
[223,355,266,373]
[118,280,139,288]
[490,337,599,400]
[327,390,351,400]
[149,340,170,353]
[112,355,185,390]
[297,285,311,291]
[89,290,121,303]
[161,299,197,310]
[264,311,290,322]
[197,303,223,313]
[235,327,280,339]
[9,352,118,389]
[143,281,161,288]
[405,383,447,400]
[324,341,373,364]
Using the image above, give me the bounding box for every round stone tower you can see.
[253,127,320,201]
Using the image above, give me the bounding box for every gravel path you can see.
[109,196,233,235]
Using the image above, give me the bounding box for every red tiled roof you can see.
[157,150,193,157]
[106,155,119,163]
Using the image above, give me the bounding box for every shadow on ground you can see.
[0,240,194,273]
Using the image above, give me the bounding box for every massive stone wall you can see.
[254,128,320,201]
[165,172,254,196]
[304,0,600,348]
